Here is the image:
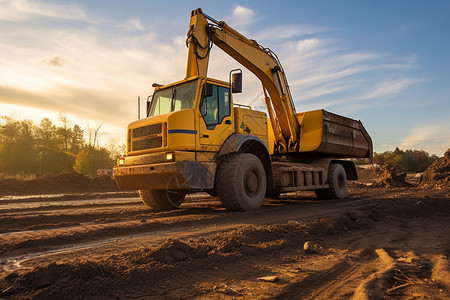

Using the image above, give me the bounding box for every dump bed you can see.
[297,109,372,159]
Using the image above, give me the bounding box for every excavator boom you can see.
[186,8,300,151]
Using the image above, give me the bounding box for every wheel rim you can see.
[337,173,345,192]
[244,169,260,198]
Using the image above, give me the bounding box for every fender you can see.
[217,133,268,156]
[331,159,358,180]
[312,158,358,181]
[217,133,274,189]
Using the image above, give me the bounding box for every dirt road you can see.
[0,185,449,299]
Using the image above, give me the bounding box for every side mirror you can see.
[231,70,242,93]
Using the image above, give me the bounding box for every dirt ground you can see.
[0,172,449,299]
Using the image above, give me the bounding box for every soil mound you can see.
[0,172,119,196]
[374,164,410,187]
[119,239,208,266]
[356,166,379,184]
[357,167,377,180]
[420,150,450,188]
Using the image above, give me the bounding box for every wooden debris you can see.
[257,276,279,282]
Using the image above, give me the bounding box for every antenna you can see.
[137,97,140,120]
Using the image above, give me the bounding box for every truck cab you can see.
[114,75,270,205]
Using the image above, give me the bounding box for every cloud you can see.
[254,26,331,41]
[294,38,322,52]
[399,121,450,155]
[39,55,68,67]
[228,5,256,28]
[0,7,187,135]
[0,0,85,21]
[357,78,426,100]
[400,126,435,149]
[254,34,424,113]
[121,18,144,31]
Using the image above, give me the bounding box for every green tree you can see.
[73,148,92,175]
[73,146,114,175]
[373,148,438,173]
[35,118,69,175]
[36,118,57,148]
[70,124,84,154]
[0,118,37,175]
[0,116,117,177]
[56,114,73,172]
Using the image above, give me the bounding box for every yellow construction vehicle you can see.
[113,8,372,211]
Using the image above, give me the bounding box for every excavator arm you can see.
[185,8,300,151]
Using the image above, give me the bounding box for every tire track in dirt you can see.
[0,193,379,271]
[0,199,142,214]
[275,250,380,299]
[1,187,449,299]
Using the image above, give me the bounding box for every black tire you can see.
[139,189,186,211]
[326,163,347,199]
[314,163,347,200]
[217,153,267,211]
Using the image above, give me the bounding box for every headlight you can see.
[118,157,125,166]
[165,152,174,161]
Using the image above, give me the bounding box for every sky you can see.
[0,0,449,156]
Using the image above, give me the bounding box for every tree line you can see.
[0,115,124,177]
[1,115,441,177]
[354,147,439,173]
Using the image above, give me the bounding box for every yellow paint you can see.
[234,107,268,148]
[298,109,324,152]
[197,80,234,151]
[172,150,195,161]
[167,109,196,151]
[195,151,216,162]
[185,8,300,150]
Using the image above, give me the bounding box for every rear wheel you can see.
[314,163,347,200]
[327,163,347,199]
[139,189,186,211]
[217,153,267,211]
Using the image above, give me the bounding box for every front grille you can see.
[132,137,163,151]
[132,123,162,138]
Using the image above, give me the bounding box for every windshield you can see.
[148,80,198,117]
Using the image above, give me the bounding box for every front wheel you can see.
[139,189,186,211]
[217,153,267,211]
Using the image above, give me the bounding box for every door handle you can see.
[225,120,232,125]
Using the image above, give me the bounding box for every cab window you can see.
[149,80,198,117]
[200,83,230,129]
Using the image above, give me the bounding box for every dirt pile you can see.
[374,164,410,187]
[356,166,378,180]
[420,150,450,188]
[356,166,379,184]
[0,173,120,196]
[117,239,208,265]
